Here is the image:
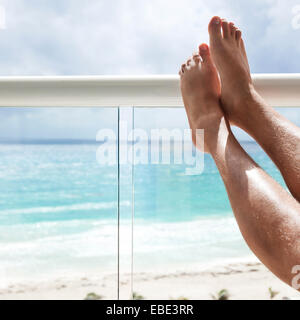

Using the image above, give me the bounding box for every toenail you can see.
[200,44,208,52]
[213,17,220,25]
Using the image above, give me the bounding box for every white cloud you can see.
[0,0,218,75]
[2,0,299,75]
[0,0,300,75]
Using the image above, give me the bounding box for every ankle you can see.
[226,84,262,128]
[238,86,272,133]
[203,116,232,154]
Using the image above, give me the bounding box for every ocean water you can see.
[0,141,286,283]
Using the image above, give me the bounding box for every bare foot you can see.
[208,16,256,127]
[179,44,225,153]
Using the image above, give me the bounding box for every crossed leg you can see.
[208,16,300,203]
[180,42,300,289]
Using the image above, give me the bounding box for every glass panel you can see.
[0,107,119,300]
[131,107,297,300]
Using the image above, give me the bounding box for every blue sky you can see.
[0,0,299,140]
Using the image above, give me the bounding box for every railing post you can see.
[117,106,135,300]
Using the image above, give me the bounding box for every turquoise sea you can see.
[0,140,285,284]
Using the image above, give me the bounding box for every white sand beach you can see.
[0,260,299,300]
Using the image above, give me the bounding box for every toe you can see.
[236,29,242,42]
[199,43,213,64]
[208,16,222,41]
[181,64,186,73]
[221,19,229,38]
[192,53,201,64]
[241,39,247,56]
[186,58,192,67]
[229,22,235,36]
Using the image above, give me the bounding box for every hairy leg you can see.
[208,16,300,202]
[180,46,300,289]
[209,116,300,288]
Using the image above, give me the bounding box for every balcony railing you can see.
[0,73,299,108]
[0,73,299,300]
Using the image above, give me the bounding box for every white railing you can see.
[0,74,299,108]
[1,73,299,300]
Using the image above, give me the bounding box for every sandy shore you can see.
[1,260,299,300]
